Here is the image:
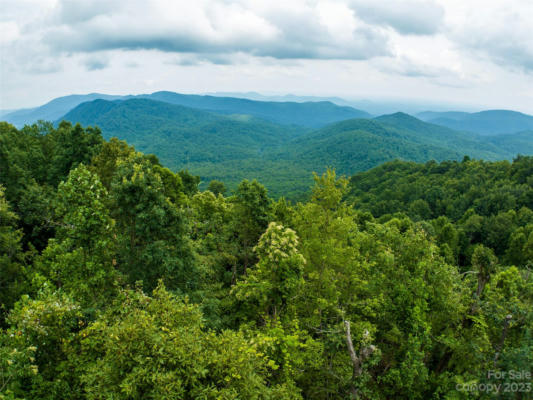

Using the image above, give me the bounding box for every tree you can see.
[207,180,226,196]
[233,222,305,323]
[90,137,135,190]
[230,179,271,276]
[4,286,82,399]
[110,157,195,292]
[47,122,103,187]
[0,186,25,324]
[37,165,118,308]
[78,284,302,399]
[472,244,497,299]
[178,169,200,196]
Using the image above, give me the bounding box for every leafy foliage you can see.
[0,121,531,399]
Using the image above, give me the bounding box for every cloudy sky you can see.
[1,0,532,113]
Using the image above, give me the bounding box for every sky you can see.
[1,0,533,113]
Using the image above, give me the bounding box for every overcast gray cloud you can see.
[350,0,444,35]
[40,0,390,60]
[83,56,109,71]
[1,0,532,113]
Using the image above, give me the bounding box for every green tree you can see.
[111,157,195,292]
[233,222,305,323]
[4,286,83,399]
[78,284,301,399]
[0,186,26,324]
[90,137,135,190]
[230,179,271,276]
[207,179,227,196]
[37,165,118,308]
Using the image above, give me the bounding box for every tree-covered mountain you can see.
[61,98,306,164]
[58,99,533,198]
[346,156,533,264]
[4,91,371,129]
[417,109,533,135]
[276,113,519,182]
[2,93,128,127]
[486,130,533,155]
[140,91,372,127]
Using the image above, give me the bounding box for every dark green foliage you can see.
[0,187,26,324]
[346,157,533,266]
[207,179,226,196]
[110,157,195,292]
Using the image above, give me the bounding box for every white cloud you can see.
[442,0,533,72]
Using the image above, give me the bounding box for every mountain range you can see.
[2,92,533,197]
[416,110,533,135]
[3,92,370,129]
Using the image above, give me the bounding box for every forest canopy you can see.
[0,121,531,399]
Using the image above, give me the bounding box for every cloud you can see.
[349,0,444,35]
[39,0,391,61]
[83,56,109,71]
[165,53,245,66]
[375,56,449,78]
[444,0,533,73]
[25,58,63,74]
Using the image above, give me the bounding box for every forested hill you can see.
[417,109,533,135]
[56,98,533,198]
[61,98,306,164]
[139,91,371,127]
[2,91,370,128]
[1,93,127,127]
[0,121,531,399]
[284,113,507,170]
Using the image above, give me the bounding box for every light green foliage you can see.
[233,222,305,322]
[4,287,82,399]
[78,284,301,399]
[0,332,38,400]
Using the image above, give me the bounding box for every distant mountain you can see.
[374,112,504,158]
[5,91,371,129]
[60,98,306,166]
[206,92,476,116]
[0,110,16,118]
[58,99,533,198]
[139,91,372,128]
[3,93,127,127]
[207,92,357,107]
[416,111,471,122]
[281,114,506,176]
[486,131,533,155]
[416,110,533,135]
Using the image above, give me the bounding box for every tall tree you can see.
[110,157,195,292]
[0,186,25,324]
[37,165,118,307]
